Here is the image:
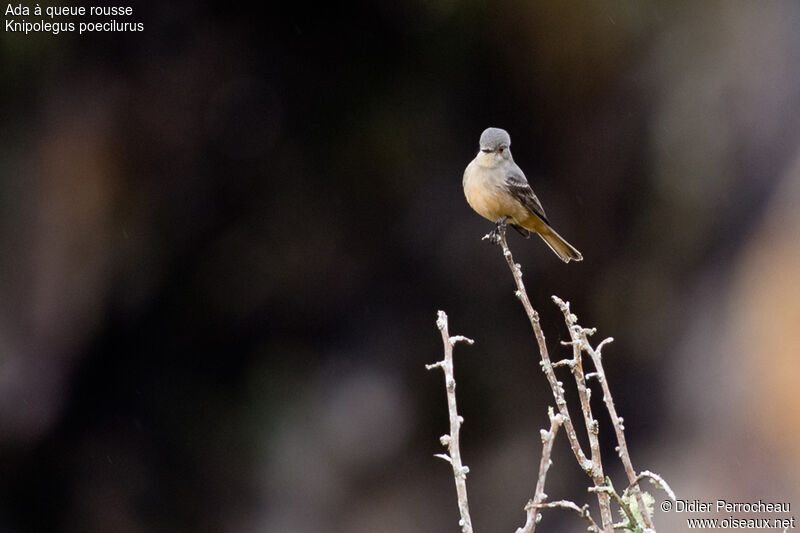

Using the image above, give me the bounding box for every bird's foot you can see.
[482,217,508,245]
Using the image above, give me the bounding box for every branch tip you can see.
[436,310,448,330]
[431,310,474,533]
[596,337,614,353]
[449,335,475,346]
[628,470,676,502]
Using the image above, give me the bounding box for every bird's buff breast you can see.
[463,163,527,224]
[464,183,507,222]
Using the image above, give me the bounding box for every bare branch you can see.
[489,228,592,473]
[625,471,676,503]
[531,500,601,532]
[516,408,565,533]
[553,296,654,529]
[562,304,613,527]
[429,227,670,532]
[427,310,474,533]
[591,483,638,530]
[492,227,613,531]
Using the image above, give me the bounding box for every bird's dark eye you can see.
[498,147,504,153]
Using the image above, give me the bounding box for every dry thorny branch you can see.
[426,225,674,532]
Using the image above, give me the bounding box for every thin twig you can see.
[566,315,613,526]
[426,310,475,533]
[553,296,654,529]
[586,337,652,529]
[486,228,591,471]
[531,500,601,532]
[625,471,676,503]
[516,407,564,533]
[489,227,613,531]
[590,483,638,530]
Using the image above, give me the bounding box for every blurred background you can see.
[1,1,800,532]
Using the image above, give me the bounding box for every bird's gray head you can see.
[479,127,512,159]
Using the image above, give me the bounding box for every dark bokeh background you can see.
[2,2,800,532]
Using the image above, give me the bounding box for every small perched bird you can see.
[463,127,583,263]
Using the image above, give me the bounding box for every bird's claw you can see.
[482,217,508,245]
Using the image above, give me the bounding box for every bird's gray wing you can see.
[504,166,549,225]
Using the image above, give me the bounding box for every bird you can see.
[462,127,583,263]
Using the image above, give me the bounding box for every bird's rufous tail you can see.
[538,225,583,263]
